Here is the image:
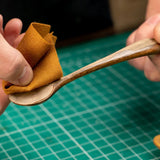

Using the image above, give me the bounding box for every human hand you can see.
[0,15,33,115]
[127,14,160,82]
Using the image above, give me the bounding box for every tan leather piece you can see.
[3,22,63,94]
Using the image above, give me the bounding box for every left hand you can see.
[127,14,160,81]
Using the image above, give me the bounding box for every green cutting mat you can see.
[1,32,160,160]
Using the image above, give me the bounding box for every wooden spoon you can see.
[9,39,160,106]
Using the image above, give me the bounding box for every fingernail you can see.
[18,66,33,86]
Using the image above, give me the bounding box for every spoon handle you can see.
[61,39,160,85]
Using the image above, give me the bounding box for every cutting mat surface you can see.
[1,33,160,160]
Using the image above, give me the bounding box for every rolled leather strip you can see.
[3,22,63,94]
[153,135,160,149]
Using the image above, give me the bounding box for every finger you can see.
[135,14,160,41]
[128,14,160,71]
[127,30,146,70]
[154,22,160,43]
[4,18,22,46]
[149,54,160,70]
[0,34,33,86]
[145,21,160,81]
[128,57,146,71]
[0,14,3,34]
[0,80,9,115]
[144,56,160,81]
[14,33,25,48]
[147,53,160,81]
[126,30,136,45]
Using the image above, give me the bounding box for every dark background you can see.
[0,0,112,43]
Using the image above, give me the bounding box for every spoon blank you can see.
[9,39,160,106]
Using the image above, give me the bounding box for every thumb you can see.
[154,21,160,43]
[0,34,33,86]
